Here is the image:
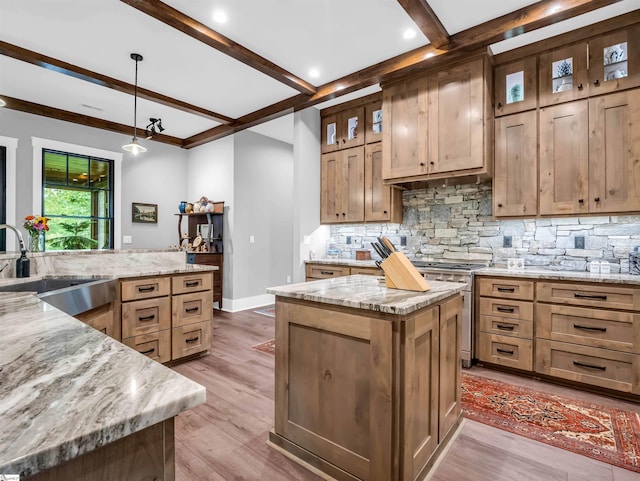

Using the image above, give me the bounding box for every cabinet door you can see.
[365,100,383,144]
[539,43,589,107]
[495,56,538,116]
[320,151,341,223]
[539,100,589,215]
[340,106,365,150]
[588,25,640,96]
[589,89,640,213]
[365,143,392,222]
[75,302,119,341]
[428,58,485,173]
[321,114,340,153]
[494,111,538,217]
[382,75,428,180]
[340,147,365,223]
[439,295,462,441]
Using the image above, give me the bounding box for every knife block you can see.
[380,252,430,292]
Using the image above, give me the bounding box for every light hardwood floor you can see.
[172,309,640,481]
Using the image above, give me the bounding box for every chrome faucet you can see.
[0,224,30,277]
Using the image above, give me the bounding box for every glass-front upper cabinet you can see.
[539,43,589,106]
[494,57,537,116]
[339,106,364,150]
[365,100,382,144]
[321,114,340,153]
[588,25,640,96]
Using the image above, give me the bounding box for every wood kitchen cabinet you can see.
[75,302,120,341]
[494,56,538,116]
[365,142,402,223]
[365,99,383,144]
[321,106,364,153]
[539,89,640,216]
[382,56,492,183]
[320,147,365,224]
[539,42,590,107]
[494,111,538,217]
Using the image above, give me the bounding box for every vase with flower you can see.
[23,215,49,252]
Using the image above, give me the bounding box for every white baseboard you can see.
[220,294,275,313]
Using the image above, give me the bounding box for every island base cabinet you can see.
[26,419,175,481]
[272,294,462,481]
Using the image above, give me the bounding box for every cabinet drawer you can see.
[121,277,170,301]
[122,297,171,338]
[172,291,213,328]
[477,278,534,300]
[537,282,640,311]
[479,315,533,339]
[172,320,212,360]
[172,272,213,295]
[305,264,350,279]
[350,266,383,276]
[477,333,533,371]
[123,330,171,364]
[478,297,533,321]
[536,304,640,353]
[75,303,119,341]
[536,339,639,394]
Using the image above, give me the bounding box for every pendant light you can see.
[122,53,147,155]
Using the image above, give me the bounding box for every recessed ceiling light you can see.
[424,52,435,59]
[335,85,345,91]
[403,28,417,40]
[212,9,227,24]
[309,68,320,79]
[549,5,562,13]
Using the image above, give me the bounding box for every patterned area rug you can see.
[462,372,640,473]
[254,306,275,318]
[252,339,275,355]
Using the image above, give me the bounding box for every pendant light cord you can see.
[133,57,139,140]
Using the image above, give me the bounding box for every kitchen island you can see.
[267,275,465,481]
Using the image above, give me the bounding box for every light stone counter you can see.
[267,274,465,316]
[0,291,205,478]
[305,258,380,268]
[476,267,640,285]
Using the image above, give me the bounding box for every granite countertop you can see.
[476,267,640,285]
[306,258,380,268]
[267,274,465,316]
[0,292,205,478]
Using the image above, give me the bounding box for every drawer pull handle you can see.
[138,314,156,322]
[573,360,606,371]
[185,336,199,343]
[496,324,515,331]
[137,286,156,293]
[320,271,334,275]
[185,307,199,313]
[140,348,155,355]
[574,293,607,300]
[185,281,200,287]
[497,287,515,293]
[574,324,607,332]
[496,306,515,313]
[496,348,514,355]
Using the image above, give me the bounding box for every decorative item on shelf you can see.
[606,69,626,80]
[178,201,187,213]
[122,53,147,156]
[556,59,572,78]
[556,79,573,92]
[185,202,194,214]
[23,215,49,252]
[508,84,523,103]
[604,44,625,65]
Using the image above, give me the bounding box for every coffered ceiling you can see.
[0,0,637,148]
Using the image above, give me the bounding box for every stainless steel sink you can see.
[0,278,117,316]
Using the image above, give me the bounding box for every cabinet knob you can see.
[594,79,600,86]
[383,210,388,214]
[335,213,339,217]
[594,197,600,202]
[342,213,346,216]
[577,83,583,90]
[497,203,502,208]
[430,161,434,165]
[578,198,584,203]
[419,162,425,167]
[497,102,502,108]
[342,139,346,143]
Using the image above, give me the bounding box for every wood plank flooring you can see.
[171,308,640,481]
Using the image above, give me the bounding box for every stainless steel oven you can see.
[411,260,488,368]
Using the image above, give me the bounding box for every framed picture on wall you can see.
[132,202,158,223]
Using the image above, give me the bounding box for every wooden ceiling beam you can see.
[121,0,317,96]
[396,0,450,49]
[0,41,234,125]
[2,96,184,147]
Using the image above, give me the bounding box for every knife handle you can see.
[381,236,396,253]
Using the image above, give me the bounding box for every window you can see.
[42,149,114,250]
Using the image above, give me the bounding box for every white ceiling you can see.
[0,0,637,147]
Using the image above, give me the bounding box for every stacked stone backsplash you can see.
[329,182,640,273]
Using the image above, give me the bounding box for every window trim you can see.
[0,136,19,250]
[32,137,122,249]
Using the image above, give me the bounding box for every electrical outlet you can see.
[503,236,512,248]
[249,235,255,243]
[346,236,352,244]
[400,236,407,246]
[123,235,132,244]
[303,235,311,245]
[286,276,291,283]
[575,236,585,249]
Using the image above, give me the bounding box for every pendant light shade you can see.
[122,53,147,155]
[0,97,6,107]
